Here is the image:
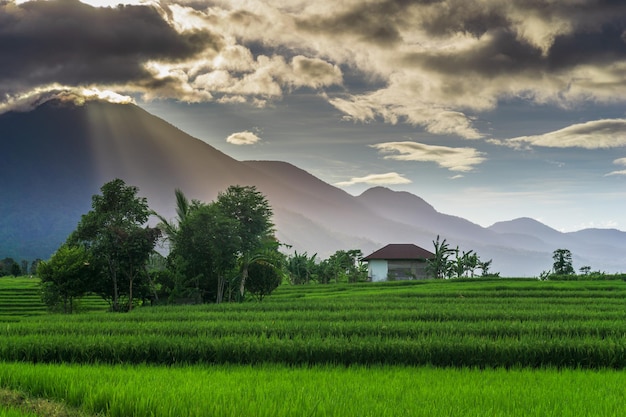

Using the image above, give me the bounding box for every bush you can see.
[246,262,282,301]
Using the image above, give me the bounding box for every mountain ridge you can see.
[2,98,625,276]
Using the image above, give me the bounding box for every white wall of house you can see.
[368,259,388,282]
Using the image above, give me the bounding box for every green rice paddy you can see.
[1,277,626,416]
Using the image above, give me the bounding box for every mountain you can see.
[2,98,625,276]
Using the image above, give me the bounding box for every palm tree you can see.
[153,188,202,243]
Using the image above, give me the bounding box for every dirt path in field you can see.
[0,388,100,417]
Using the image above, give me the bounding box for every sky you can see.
[2,0,626,232]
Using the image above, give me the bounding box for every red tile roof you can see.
[362,244,435,261]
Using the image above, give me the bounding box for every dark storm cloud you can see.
[416,0,626,37]
[291,0,626,83]
[547,24,626,69]
[0,0,221,95]
[402,29,543,77]
[295,0,419,46]
[404,23,626,79]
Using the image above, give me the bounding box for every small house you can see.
[362,244,435,282]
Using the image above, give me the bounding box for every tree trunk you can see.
[239,263,248,298]
[128,277,133,311]
[108,258,119,312]
[216,274,225,304]
[145,266,159,304]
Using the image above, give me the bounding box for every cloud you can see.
[226,130,261,145]
[371,141,487,172]
[334,172,412,186]
[502,119,626,149]
[0,86,134,114]
[329,88,483,139]
[605,157,626,176]
[0,0,218,98]
[191,54,342,100]
[2,0,626,138]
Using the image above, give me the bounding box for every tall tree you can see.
[174,203,240,303]
[552,248,575,275]
[68,179,160,311]
[154,188,203,244]
[216,185,274,298]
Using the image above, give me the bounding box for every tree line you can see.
[424,236,497,279]
[35,179,371,313]
[0,257,41,277]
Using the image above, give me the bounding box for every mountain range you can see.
[2,98,625,277]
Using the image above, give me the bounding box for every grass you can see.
[0,277,109,322]
[2,277,626,415]
[1,363,626,417]
[2,278,626,368]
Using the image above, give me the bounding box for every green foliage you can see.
[216,185,274,257]
[216,185,274,297]
[163,186,276,302]
[173,203,240,303]
[0,258,19,278]
[3,280,626,368]
[37,245,93,313]
[552,248,575,275]
[67,179,160,311]
[0,277,107,321]
[426,236,496,279]
[246,261,283,301]
[286,249,367,284]
[285,251,317,284]
[426,236,454,279]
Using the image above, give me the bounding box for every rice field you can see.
[1,277,626,416]
[0,277,107,322]
[2,362,626,417]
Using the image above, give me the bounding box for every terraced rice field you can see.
[1,277,625,416]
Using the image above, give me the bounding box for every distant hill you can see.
[2,98,625,276]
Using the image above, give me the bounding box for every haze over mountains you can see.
[2,98,625,276]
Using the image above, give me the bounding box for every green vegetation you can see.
[0,278,107,322]
[0,387,92,417]
[539,248,626,281]
[2,277,626,415]
[2,363,626,417]
[2,279,626,368]
[285,250,368,284]
[426,235,497,279]
[3,179,626,415]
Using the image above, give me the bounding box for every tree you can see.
[38,245,93,313]
[174,202,240,303]
[30,259,42,277]
[552,249,575,275]
[154,188,204,244]
[216,185,274,298]
[478,259,498,277]
[68,179,160,311]
[1,258,17,277]
[426,236,454,279]
[286,251,317,285]
[323,249,367,283]
[10,262,21,277]
[246,260,283,301]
